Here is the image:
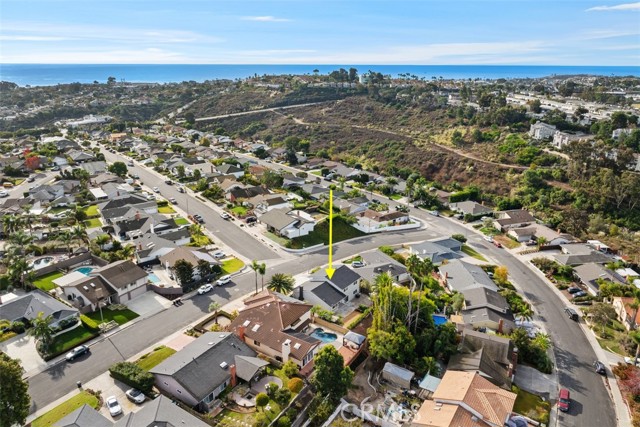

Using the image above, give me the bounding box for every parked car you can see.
[193,214,204,223]
[557,388,570,412]
[525,240,537,246]
[220,212,231,220]
[169,197,177,204]
[567,287,582,294]
[198,283,213,295]
[245,216,257,224]
[165,179,173,185]
[483,235,494,243]
[212,250,226,259]
[351,260,365,268]
[145,193,156,201]
[152,187,160,193]
[26,176,35,182]
[177,186,185,193]
[564,307,579,321]
[572,291,587,298]
[125,388,145,404]
[428,210,440,217]
[127,161,134,166]
[493,240,503,248]
[593,361,606,375]
[216,275,231,286]
[106,396,123,417]
[0,190,8,198]
[65,345,89,361]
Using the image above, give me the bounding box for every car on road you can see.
[220,212,231,220]
[564,307,580,321]
[572,291,587,298]
[177,186,185,193]
[153,187,160,193]
[216,275,231,286]
[130,173,139,179]
[198,283,213,294]
[193,214,204,223]
[145,193,155,201]
[557,388,570,412]
[428,210,440,217]
[127,161,134,166]
[483,235,494,243]
[567,287,582,294]
[26,176,35,182]
[395,205,409,213]
[125,388,145,404]
[493,240,503,248]
[165,179,173,185]
[65,345,89,361]
[594,361,606,375]
[106,396,123,417]
[245,216,257,224]
[212,250,226,259]
[0,190,8,198]
[351,260,365,268]
[169,197,177,204]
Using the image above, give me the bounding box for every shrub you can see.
[278,416,291,427]
[379,245,395,256]
[287,377,304,393]
[255,392,269,408]
[451,233,467,243]
[109,362,155,393]
[282,360,299,378]
[81,314,100,331]
[266,382,279,399]
[10,321,25,334]
[275,387,292,406]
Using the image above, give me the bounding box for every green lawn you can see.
[263,231,289,246]
[136,345,177,371]
[85,307,138,326]
[31,391,100,427]
[389,193,403,200]
[158,205,176,214]
[461,244,488,261]
[310,170,322,176]
[32,271,65,291]
[84,218,102,228]
[47,325,98,357]
[512,385,550,424]
[175,217,190,225]
[289,216,365,249]
[230,206,247,217]
[216,401,282,426]
[81,205,99,217]
[222,258,245,275]
[342,255,362,264]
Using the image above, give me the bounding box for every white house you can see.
[258,208,316,239]
[528,122,556,140]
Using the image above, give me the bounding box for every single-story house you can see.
[573,263,627,296]
[0,289,79,329]
[409,238,463,265]
[438,260,498,293]
[449,201,493,218]
[159,247,220,281]
[554,244,613,266]
[358,250,410,284]
[258,208,316,239]
[493,209,535,232]
[507,222,574,244]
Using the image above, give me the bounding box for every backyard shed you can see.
[382,362,414,389]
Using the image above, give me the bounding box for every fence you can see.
[311,315,349,334]
[32,252,107,277]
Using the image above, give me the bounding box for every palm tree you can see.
[267,273,295,295]
[71,225,87,246]
[258,262,266,291]
[59,230,73,254]
[94,234,111,250]
[532,333,551,351]
[519,306,535,323]
[8,230,34,256]
[29,312,54,353]
[250,260,261,294]
[536,236,547,249]
[208,301,221,313]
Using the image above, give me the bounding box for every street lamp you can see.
[94,285,104,325]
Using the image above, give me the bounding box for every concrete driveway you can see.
[0,334,47,374]
[514,365,558,398]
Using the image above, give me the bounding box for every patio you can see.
[250,375,283,394]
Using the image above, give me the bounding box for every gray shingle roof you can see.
[310,281,347,307]
[439,260,498,293]
[0,289,78,323]
[114,395,210,427]
[92,260,147,289]
[54,404,111,427]
[325,265,361,291]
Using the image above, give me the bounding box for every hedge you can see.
[109,361,155,393]
[287,377,304,394]
[80,315,100,331]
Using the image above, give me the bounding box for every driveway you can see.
[126,292,172,319]
[514,365,558,398]
[0,334,46,374]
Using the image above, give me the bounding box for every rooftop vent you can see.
[220,361,228,369]
[242,320,251,327]
[294,343,301,350]
[83,286,89,291]
[252,324,261,332]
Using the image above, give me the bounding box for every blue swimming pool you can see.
[147,273,162,284]
[432,314,448,326]
[310,328,338,343]
[74,266,94,276]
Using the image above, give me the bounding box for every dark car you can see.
[66,345,89,361]
[567,287,582,294]
[572,291,587,298]
[565,307,579,321]
[245,216,257,224]
[594,361,606,375]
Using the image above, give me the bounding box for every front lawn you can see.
[175,217,190,225]
[189,234,211,247]
[222,258,245,275]
[342,255,362,264]
[493,235,520,249]
[289,216,365,249]
[84,218,102,228]
[158,205,176,214]
[461,244,488,261]
[31,391,100,427]
[85,307,138,326]
[512,385,550,424]
[263,231,289,246]
[136,345,177,371]
[231,205,248,216]
[32,271,65,291]
[389,193,403,200]
[81,205,99,217]
[47,325,98,359]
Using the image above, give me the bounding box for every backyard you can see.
[136,345,177,371]
[81,205,99,217]
[32,271,65,291]
[83,218,102,228]
[289,216,365,249]
[511,385,550,424]
[31,391,100,427]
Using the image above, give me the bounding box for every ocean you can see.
[1,64,638,87]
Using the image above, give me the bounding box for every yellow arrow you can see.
[325,189,335,279]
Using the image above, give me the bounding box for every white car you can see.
[483,235,494,243]
[106,396,122,417]
[351,260,365,268]
[198,283,213,294]
[169,197,177,204]
[212,250,226,259]
[153,187,160,193]
[216,275,231,286]
[125,388,145,404]
[220,212,231,220]
[0,190,8,198]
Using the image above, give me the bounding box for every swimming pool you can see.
[147,273,162,284]
[74,266,95,276]
[310,328,338,343]
[432,314,448,326]
[32,256,55,270]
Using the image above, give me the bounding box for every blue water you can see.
[74,266,94,276]
[1,64,638,87]
[432,314,448,326]
[310,327,338,343]
[147,273,162,284]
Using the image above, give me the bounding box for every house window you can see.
[254,340,260,346]
[275,356,282,362]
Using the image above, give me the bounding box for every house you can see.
[99,194,158,222]
[91,260,149,303]
[409,238,463,265]
[412,371,517,427]
[382,362,414,388]
[258,208,316,239]
[310,265,362,302]
[552,130,594,149]
[507,222,574,244]
[460,287,515,334]
[334,199,367,215]
[55,272,114,313]
[613,297,640,331]
[247,194,290,213]
[77,160,107,176]
[150,333,258,410]
[573,263,626,296]
[0,289,79,329]
[358,250,410,284]
[448,329,516,389]
[299,184,330,200]
[215,163,244,178]
[294,266,363,311]
[613,128,634,140]
[528,121,557,140]
[159,246,220,281]
[554,243,613,266]
[226,185,270,202]
[67,150,95,163]
[439,260,498,293]
[449,201,493,218]
[269,147,288,161]
[355,209,410,233]
[134,234,178,265]
[55,395,212,427]
[230,296,320,368]
[493,209,535,232]
[282,174,306,188]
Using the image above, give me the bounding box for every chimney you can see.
[282,340,291,363]
[135,211,140,220]
[138,243,142,250]
[298,287,304,301]
[497,318,504,334]
[230,364,237,387]
[117,191,120,196]
[238,325,245,341]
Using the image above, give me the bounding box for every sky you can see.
[0,0,639,65]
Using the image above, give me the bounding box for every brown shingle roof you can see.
[93,260,147,289]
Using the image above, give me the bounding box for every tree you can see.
[184,112,195,125]
[197,259,213,280]
[251,260,261,295]
[589,303,617,335]
[283,359,299,378]
[173,259,194,288]
[29,312,54,353]
[208,301,221,313]
[494,266,509,285]
[267,273,295,295]
[0,354,30,427]
[451,233,467,243]
[255,392,269,410]
[108,161,128,177]
[311,346,353,400]
[258,262,266,291]
[287,377,304,393]
[451,293,465,314]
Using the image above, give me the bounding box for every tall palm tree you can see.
[258,262,266,291]
[267,273,295,295]
[71,225,87,246]
[59,230,73,254]
[94,234,111,250]
[8,230,34,256]
[208,301,221,313]
[29,312,54,353]
[250,260,260,294]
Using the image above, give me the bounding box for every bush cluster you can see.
[109,362,155,393]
